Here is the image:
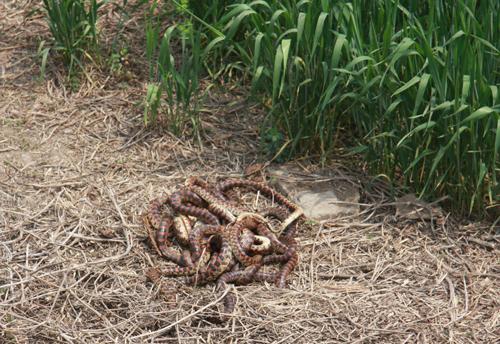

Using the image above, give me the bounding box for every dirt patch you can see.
[1,2,498,343]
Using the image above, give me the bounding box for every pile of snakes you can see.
[143,177,304,319]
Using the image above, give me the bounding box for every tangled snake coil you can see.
[144,177,304,321]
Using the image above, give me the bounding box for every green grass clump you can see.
[41,0,103,78]
[181,0,499,215]
[143,1,224,139]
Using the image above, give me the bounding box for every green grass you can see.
[41,0,103,78]
[39,0,497,214]
[143,1,223,139]
[184,0,499,215]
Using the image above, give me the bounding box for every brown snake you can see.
[145,177,303,320]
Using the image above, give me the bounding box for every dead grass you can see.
[1,1,499,343]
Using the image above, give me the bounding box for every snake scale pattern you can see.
[144,177,304,321]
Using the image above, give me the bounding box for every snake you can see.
[216,265,279,318]
[188,184,244,223]
[186,236,236,285]
[144,213,192,267]
[243,231,272,255]
[217,179,300,212]
[220,179,305,236]
[168,189,220,225]
[273,235,299,288]
[145,177,303,320]
[188,224,224,263]
[260,206,300,239]
[147,195,169,229]
[185,176,229,202]
[226,220,263,266]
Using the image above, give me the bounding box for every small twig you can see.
[69,233,126,243]
[345,315,408,334]
[467,237,496,250]
[106,185,130,227]
[23,181,85,189]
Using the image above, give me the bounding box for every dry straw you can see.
[1,1,498,343]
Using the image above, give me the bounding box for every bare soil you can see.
[1,2,498,343]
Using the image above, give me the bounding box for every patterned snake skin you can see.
[145,177,303,320]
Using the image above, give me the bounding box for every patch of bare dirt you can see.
[1,2,498,343]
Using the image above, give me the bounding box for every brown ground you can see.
[1,2,498,343]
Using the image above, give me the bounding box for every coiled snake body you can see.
[145,177,303,320]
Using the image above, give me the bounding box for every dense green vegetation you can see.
[178,0,500,215]
[41,0,102,78]
[41,0,499,215]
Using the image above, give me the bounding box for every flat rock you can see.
[268,164,360,221]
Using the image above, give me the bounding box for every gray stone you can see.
[268,164,360,221]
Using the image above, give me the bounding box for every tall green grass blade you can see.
[461,107,495,123]
[413,73,430,115]
[311,12,328,58]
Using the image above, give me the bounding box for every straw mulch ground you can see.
[1,2,498,343]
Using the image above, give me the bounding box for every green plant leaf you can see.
[461,106,495,123]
